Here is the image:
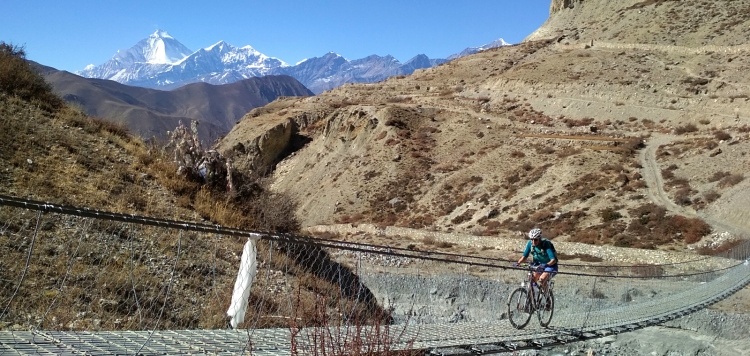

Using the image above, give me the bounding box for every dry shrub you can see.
[337,213,365,224]
[602,163,625,172]
[572,229,601,245]
[436,240,455,249]
[557,147,581,158]
[708,171,730,183]
[628,203,665,228]
[599,208,622,222]
[703,190,720,203]
[674,123,698,134]
[530,209,554,223]
[713,130,732,141]
[666,215,712,244]
[0,42,64,112]
[408,214,435,229]
[536,145,556,154]
[480,220,502,236]
[697,239,750,259]
[563,117,595,127]
[65,113,131,140]
[149,158,202,197]
[288,293,417,356]
[674,186,694,206]
[451,209,475,224]
[193,188,253,228]
[661,168,675,180]
[718,174,744,188]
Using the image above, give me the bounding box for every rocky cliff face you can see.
[532,0,750,46]
[550,0,583,14]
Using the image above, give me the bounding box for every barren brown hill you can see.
[217,0,750,254]
[40,67,313,143]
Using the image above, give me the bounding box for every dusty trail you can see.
[639,134,748,238]
[639,134,696,217]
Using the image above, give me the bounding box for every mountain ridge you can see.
[77,30,508,94]
[41,67,313,142]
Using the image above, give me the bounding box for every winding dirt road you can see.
[639,134,749,238]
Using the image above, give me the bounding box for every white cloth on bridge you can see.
[227,238,259,329]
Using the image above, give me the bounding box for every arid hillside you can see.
[217,0,750,253]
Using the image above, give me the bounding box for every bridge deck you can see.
[2,262,748,355]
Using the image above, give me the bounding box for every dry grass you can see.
[0,46,382,333]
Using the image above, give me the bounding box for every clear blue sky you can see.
[1,1,550,72]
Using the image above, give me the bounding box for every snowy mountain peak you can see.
[76,30,503,94]
[206,40,230,51]
[447,38,512,60]
[150,29,174,40]
[480,38,510,50]
[141,30,192,64]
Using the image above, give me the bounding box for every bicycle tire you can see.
[507,287,533,329]
[537,289,554,327]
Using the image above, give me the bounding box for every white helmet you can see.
[528,228,542,240]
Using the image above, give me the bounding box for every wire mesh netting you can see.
[1,195,750,355]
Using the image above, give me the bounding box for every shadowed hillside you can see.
[40,66,313,143]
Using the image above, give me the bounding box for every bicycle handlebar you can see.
[512,262,545,272]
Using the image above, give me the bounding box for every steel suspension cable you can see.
[0,194,739,279]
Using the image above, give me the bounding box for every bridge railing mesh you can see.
[1,195,749,354]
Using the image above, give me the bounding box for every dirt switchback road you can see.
[640,134,748,238]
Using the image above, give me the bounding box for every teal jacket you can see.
[522,239,556,265]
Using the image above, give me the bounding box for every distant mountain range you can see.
[37,61,313,143]
[34,30,508,143]
[78,30,510,94]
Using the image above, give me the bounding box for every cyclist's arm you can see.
[517,241,531,264]
[545,246,557,266]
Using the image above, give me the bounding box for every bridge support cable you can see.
[1,195,749,355]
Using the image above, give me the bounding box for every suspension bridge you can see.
[1,194,749,355]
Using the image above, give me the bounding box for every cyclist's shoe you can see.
[544,301,552,311]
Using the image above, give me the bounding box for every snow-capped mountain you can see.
[78,31,508,94]
[272,53,446,94]
[79,30,289,90]
[447,38,512,60]
[79,30,192,82]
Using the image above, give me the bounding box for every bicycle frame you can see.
[507,263,555,329]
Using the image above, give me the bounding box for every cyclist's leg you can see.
[532,271,542,284]
[539,271,550,293]
[539,265,558,293]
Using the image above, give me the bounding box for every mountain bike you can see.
[507,263,555,329]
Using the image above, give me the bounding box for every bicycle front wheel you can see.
[507,287,532,329]
[537,289,554,327]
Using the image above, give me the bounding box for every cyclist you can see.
[515,227,558,294]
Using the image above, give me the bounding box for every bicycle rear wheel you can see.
[537,289,554,327]
[507,287,532,329]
